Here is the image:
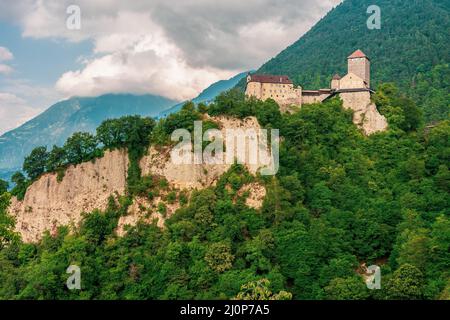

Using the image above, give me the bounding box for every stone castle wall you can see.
[245,82,302,106]
[348,57,370,87]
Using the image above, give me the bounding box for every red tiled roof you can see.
[248,74,293,84]
[348,49,368,59]
[332,74,341,80]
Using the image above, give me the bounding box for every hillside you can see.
[239,0,449,121]
[0,94,177,173]
[0,0,448,302]
[8,115,266,242]
[0,87,448,300]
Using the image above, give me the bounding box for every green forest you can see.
[0,82,448,300]
[237,0,450,122]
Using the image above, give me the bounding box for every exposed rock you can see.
[237,182,266,209]
[140,115,269,189]
[117,196,172,236]
[359,103,388,135]
[9,149,129,243]
[8,116,269,242]
[339,91,388,135]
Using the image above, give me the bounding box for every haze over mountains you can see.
[158,72,248,118]
[0,72,248,175]
[0,94,176,173]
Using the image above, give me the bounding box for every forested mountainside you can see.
[238,0,449,122]
[0,83,448,300]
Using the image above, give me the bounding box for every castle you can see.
[245,50,388,134]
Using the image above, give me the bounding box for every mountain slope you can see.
[239,0,449,121]
[0,94,177,172]
[158,71,249,117]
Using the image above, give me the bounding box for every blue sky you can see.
[0,21,93,134]
[0,0,341,135]
[0,22,92,85]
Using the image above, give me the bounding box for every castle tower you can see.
[347,50,370,88]
[331,74,341,90]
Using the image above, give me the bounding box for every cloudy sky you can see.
[0,0,342,135]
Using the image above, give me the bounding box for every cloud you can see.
[0,92,42,135]
[0,47,13,61]
[0,47,14,75]
[0,64,13,75]
[0,79,62,134]
[0,0,342,100]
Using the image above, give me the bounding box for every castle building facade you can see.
[245,49,388,134]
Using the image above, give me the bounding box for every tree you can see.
[385,264,425,300]
[11,172,25,186]
[10,172,28,201]
[235,279,292,300]
[205,242,234,273]
[96,119,122,149]
[0,193,18,248]
[46,145,66,172]
[197,103,208,114]
[64,132,99,164]
[0,179,8,195]
[324,276,369,300]
[374,83,422,132]
[96,116,155,151]
[23,146,49,180]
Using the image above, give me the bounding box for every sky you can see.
[0,0,342,135]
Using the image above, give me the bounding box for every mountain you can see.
[158,71,249,117]
[0,72,250,178]
[238,0,449,121]
[1,0,449,301]
[0,94,177,174]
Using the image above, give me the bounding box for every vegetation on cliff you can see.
[0,84,448,300]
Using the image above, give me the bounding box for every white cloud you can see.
[0,47,13,61]
[0,64,13,75]
[0,47,14,75]
[0,79,62,134]
[0,93,42,135]
[0,0,342,100]
[56,29,236,100]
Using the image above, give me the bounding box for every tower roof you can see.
[348,49,369,60]
[248,74,293,84]
[332,74,341,80]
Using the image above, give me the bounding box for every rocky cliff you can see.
[9,149,129,242]
[8,116,268,242]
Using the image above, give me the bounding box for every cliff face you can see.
[140,116,265,190]
[339,91,388,135]
[8,116,269,243]
[9,149,129,242]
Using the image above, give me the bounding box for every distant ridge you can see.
[158,71,249,118]
[0,94,178,173]
[0,72,250,176]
